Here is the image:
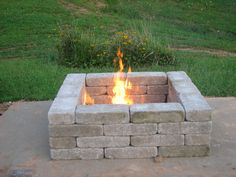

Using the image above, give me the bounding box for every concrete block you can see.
[104,123,158,136]
[130,103,184,123]
[76,104,129,124]
[147,85,168,95]
[86,73,114,86]
[86,86,107,96]
[131,135,160,146]
[128,95,166,103]
[167,71,191,83]
[185,134,210,145]
[77,136,130,148]
[181,122,212,134]
[107,85,147,95]
[48,97,78,125]
[160,135,184,146]
[159,145,210,157]
[50,148,104,160]
[131,135,184,146]
[127,72,167,85]
[105,147,158,159]
[56,84,84,98]
[159,123,181,134]
[179,94,212,121]
[49,137,76,149]
[171,81,200,95]
[63,73,86,85]
[92,95,112,104]
[49,124,103,137]
[86,73,126,86]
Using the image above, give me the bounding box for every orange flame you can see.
[112,47,133,105]
[84,90,94,105]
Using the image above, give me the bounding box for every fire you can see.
[84,90,94,105]
[112,47,133,105]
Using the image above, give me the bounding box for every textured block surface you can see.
[86,73,115,86]
[130,103,184,123]
[48,97,78,125]
[76,104,129,124]
[159,145,210,157]
[105,147,158,159]
[147,85,168,95]
[77,136,130,148]
[49,124,103,137]
[86,86,107,96]
[49,137,76,149]
[159,123,181,134]
[131,135,184,146]
[127,72,167,85]
[185,134,210,145]
[104,124,158,136]
[181,122,212,134]
[50,148,104,160]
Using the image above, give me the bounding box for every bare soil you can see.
[171,47,236,57]
[0,102,11,116]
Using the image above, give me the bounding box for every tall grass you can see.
[56,25,175,68]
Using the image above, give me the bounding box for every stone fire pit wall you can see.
[48,72,212,160]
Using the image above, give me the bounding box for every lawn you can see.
[0,0,236,102]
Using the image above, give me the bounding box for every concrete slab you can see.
[0,98,236,177]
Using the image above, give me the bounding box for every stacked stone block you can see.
[86,72,168,104]
[48,71,212,160]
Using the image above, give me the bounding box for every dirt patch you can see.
[59,0,106,16]
[59,0,90,16]
[0,102,12,116]
[96,1,106,9]
[171,47,236,57]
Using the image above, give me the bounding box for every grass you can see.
[0,0,236,102]
[1,52,235,102]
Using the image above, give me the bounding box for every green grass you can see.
[0,0,236,102]
[1,51,235,102]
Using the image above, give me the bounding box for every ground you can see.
[0,97,236,177]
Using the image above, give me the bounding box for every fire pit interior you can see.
[48,70,212,160]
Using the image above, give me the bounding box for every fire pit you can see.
[48,70,212,160]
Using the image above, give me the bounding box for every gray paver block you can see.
[63,73,86,85]
[86,86,107,96]
[167,71,191,83]
[127,72,167,85]
[105,147,158,159]
[49,137,76,149]
[147,85,168,95]
[86,73,114,86]
[185,134,210,145]
[104,123,158,136]
[77,136,130,148]
[48,97,78,125]
[56,84,84,98]
[128,95,166,103]
[130,103,184,123]
[76,104,129,124]
[159,145,210,157]
[181,121,212,134]
[50,148,104,160]
[181,98,212,121]
[131,135,184,146]
[159,123,181,134]
[49,124,103,137]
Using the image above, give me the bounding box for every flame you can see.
[112,47,133,105]
[84,90,94,105]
